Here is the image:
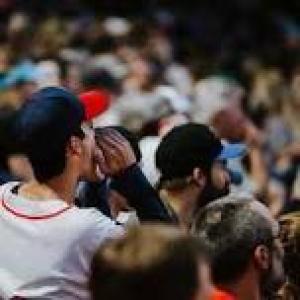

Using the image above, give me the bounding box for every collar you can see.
[1,182,72,221]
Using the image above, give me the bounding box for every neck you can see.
[45,172,78,205]
[163,186,199,229]
[20,170,79,205]
[219,271,262,300]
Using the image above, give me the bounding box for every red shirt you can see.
[211,288,236,300]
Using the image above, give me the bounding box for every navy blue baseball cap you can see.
[15,87,85,152]
[156,123,246,181]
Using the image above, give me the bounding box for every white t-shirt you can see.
[0,182,123,300]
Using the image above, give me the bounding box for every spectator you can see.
[279,212,300,299]
[90,225,213,300]
[76,90,170,222]
[156,123,246,228]
[0,106,33,184]
[192,195,285,299]
[0,87,169,299]
[94,127,171,223]
[212,106,286,216]
[76,126,141,219]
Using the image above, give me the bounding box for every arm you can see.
[111,164,172,222]
[96,129,172,223]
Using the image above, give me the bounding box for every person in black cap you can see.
[156,123,246,228]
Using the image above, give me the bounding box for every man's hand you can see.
[94,128,136,177]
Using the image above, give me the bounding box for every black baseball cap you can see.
[156,123,246,181]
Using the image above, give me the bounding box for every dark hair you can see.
[156,124,222,183]
[192,198,274,285]
[90,225,207,300]
[23,127,84,183]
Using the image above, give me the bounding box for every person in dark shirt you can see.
[76,126,172,223]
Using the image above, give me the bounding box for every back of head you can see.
[90,225,209,300]
[156,123,222,185]
[14,87,84,182]
[192,196,274,286]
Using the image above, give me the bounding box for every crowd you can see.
[0,2,299,300]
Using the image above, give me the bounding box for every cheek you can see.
[81,139,95,174]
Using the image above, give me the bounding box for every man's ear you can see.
[67,136,83,157]
[254,245,271,271]
[192,167,206,189]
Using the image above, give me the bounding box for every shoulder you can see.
[70,207,124,246]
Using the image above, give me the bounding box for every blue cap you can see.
[218,143,247,160]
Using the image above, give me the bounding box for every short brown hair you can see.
[90,225,207,300]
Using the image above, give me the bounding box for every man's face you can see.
[260,235,285,296]
[198,161,231,207]
[79,123,105,181]
[252,202,285,294]
[263,223,285,295]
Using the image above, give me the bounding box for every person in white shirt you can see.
[0,87,136,299]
